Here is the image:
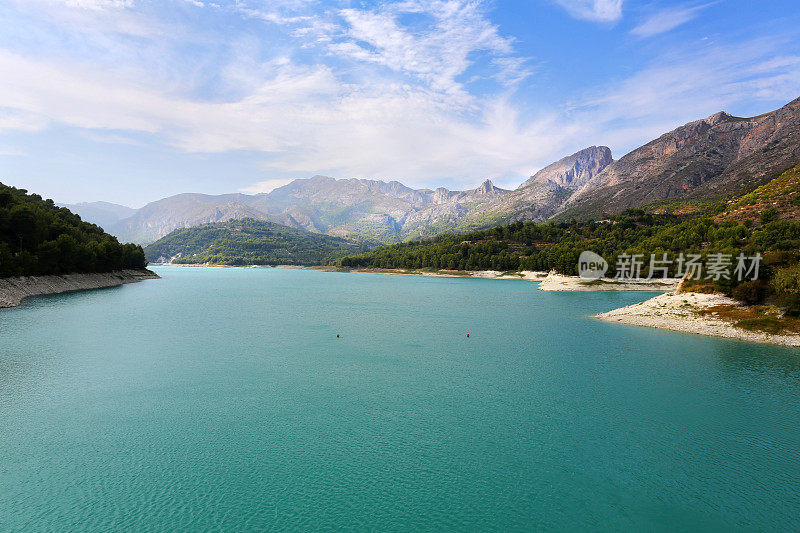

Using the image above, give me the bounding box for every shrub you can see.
[760,207,779,224]
[735,317,785,334]
[731,280,767,305]
[771,264,800,314]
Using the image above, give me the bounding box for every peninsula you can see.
[0,182,157,309]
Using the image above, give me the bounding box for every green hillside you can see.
[330,165,800,312]
[144,218,368,266]
[329,211,764,275]
[0,182,146,277]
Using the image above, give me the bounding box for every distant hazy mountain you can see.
[107,193,284,245]
[107,176,515,245]
[59,201,136,231]
[88,97,800,244]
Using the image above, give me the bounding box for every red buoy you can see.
[467,334,470,338]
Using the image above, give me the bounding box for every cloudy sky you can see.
[1,0,799,206]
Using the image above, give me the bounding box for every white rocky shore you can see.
[417,270,548,280]
[337,268,548,280]
[596,291,800,347]
[537,272,681,291]
[0,269,160,309]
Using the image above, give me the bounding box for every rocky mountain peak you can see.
[433,187,452,204]
[704,111,734,126]
[476,179,494,194]
[521,146,613,190]
[558,96,800,220]
[474,179,504,195]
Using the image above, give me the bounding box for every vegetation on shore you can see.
[0,182,146,278]
[330,165,800,316]
[144,218,369,266]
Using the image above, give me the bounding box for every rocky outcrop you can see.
[559,97,800,218]
[537,272,680,292]
[521,146,613,189]
[474,179,504,195]
[0,269,159,309]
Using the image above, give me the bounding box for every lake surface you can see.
[1,266,799,531]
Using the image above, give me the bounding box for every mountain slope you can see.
[109,193,285,245]
[144,218,365,266]
[718,163,800,223]
[108,177,516,245]
[442,146,615,229]
[81,97,800,244]
[558,97,800,219]
[332,162,800,279]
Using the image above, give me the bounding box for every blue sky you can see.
[0,0,799,207]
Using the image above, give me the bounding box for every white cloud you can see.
[0,149,29,157]
[0,48,569,186]
[6,0,172,40]
[331,1,525,97]
[47,0,133,10]
[572,35,800,153]
[239,178,295,194]
[2,29,800,189]
[1,0,799,194]
[0,107,48,133]
[233,0,320,28]
[631,3,711,38]
[552,0,623,23]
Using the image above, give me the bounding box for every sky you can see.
[0,0,799,207]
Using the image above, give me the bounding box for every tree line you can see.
[328,209,800,311]
[0,183,146,277]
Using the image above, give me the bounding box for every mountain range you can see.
[68,97,800,245]
[59,201,137,232]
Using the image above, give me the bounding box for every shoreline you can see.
[155,264,685,291]
[596,291,800,347]
[155,263,550,281]
[537,272,681,292]
[315,267,548,281]
[0,269,160,309]
[142,265,800,346]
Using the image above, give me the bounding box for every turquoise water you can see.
[1,267,799,531]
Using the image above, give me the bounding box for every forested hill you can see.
[330,212,724,274]
[330,209,799,275]
[144,218,369,266]
[0,182,146,277]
